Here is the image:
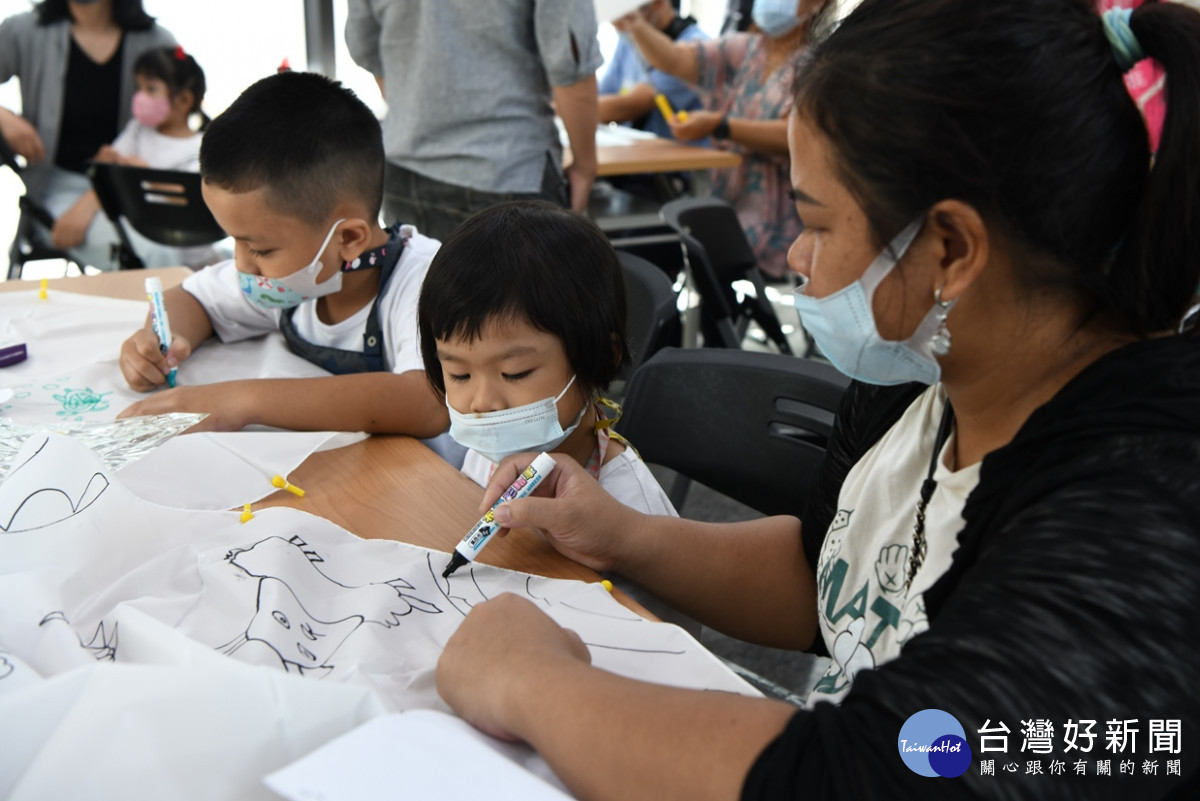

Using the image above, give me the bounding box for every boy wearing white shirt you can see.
[116,71,447,438]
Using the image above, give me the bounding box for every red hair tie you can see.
[174,45,186,61]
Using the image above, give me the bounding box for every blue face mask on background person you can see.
[752,0,803,38]
[792,218,950,386]
[446,374,587,464]
[238,219,345,310]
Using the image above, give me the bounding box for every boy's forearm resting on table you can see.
[611,513,817,650]
[120,371,449,436]
[225,371,449,435]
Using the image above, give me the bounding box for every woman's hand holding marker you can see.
[480,452,638,576]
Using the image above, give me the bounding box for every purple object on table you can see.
[0,343,28,368]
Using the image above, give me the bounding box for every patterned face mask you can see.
[238,219,345,310]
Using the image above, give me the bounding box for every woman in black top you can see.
[0,0,174,269]
[435,1,1200,799]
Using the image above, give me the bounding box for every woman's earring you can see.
[930,288,956,357]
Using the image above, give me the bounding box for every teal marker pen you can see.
[145,277,177,388]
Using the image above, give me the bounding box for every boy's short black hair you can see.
[199,71,383,225]
[419,201,631,399]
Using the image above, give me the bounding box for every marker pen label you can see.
[446,452,556,573]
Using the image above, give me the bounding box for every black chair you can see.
[617,249,682,379]
[0,134,82,279]
[660,196,801,355]
[616,347,850,517]
[88,162,226,271]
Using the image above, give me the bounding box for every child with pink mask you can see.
[56,45,215,266]
[95,45,208,172]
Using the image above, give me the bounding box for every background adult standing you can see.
[345,0,602,243]
[0,0,175,270]
[615,0,827,280]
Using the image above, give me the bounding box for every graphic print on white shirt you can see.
[806,386,981,707]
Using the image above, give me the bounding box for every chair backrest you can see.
[617,250,682,374]
[661,194,795,355]
[89,163,225,247]
[616,347,851,519]
[661,196,757,282]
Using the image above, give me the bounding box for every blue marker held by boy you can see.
[442,452,557,578]
[145,277,177,388]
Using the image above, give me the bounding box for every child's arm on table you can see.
[116,369,450,436]
[120,285,214,390]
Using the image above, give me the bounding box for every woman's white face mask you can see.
[446,374,586,464]
[792,218,952,386]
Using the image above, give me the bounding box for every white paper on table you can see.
[0,434,759,799]
[0,289,363,506]
[264,710,574,801]
[556,118,661,149]
[117,430,346,509]
[594,0,642,22]
[0,628,385,801]
[0,290,146,383]
[594,123,660,148]
[0,328,332,425]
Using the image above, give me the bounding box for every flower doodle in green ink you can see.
[52,387,112,417]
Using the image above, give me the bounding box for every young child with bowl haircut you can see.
[418,200,675,516]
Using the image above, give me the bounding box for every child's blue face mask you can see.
[446,374,586,464]
[238,219,345,310]
[792,218,952,386]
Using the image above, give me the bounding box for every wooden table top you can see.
[0,266,193,298]
[583,136,742,178]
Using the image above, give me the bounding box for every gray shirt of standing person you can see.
[345,0,602,202]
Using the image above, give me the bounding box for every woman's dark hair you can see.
[36,0,155,30]
[134,46,209,131]
[419,201,631,399]
[793,0,1200,336]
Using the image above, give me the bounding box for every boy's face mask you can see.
[446,374,586,464]
[238,219,345,310]
[792,217,950,386]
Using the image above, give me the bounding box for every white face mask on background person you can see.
[238,219,345,310]
[446,374,587,464]
[752,0,805,38]
[792,218,952,386]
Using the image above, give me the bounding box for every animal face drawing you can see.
[219,535,441,676]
